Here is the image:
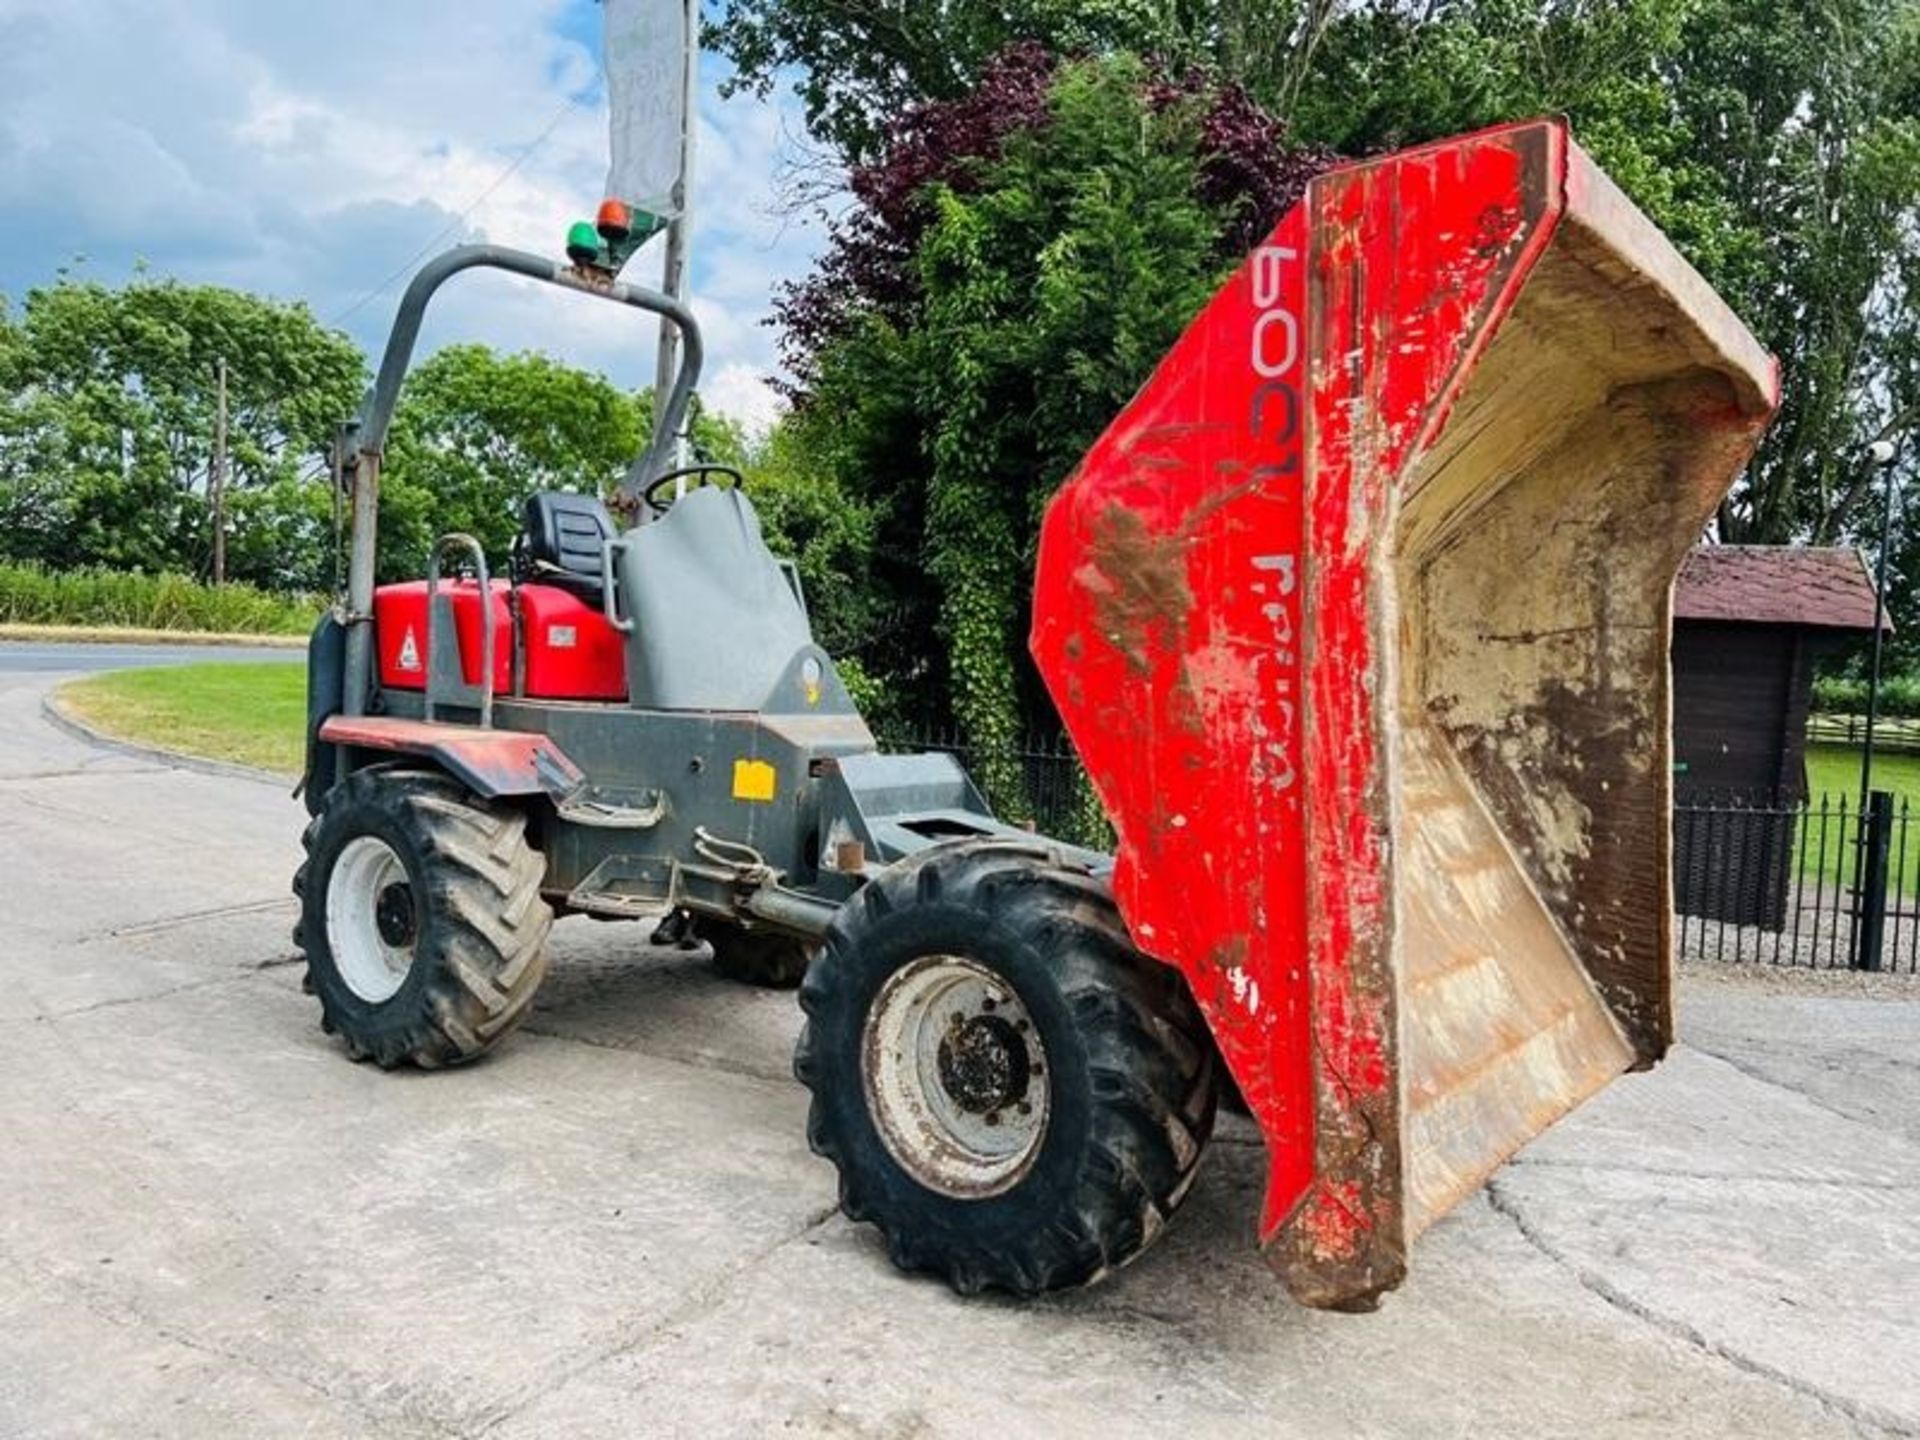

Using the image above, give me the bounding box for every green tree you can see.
[1662,0,1920,545]
[380,344,642,581]
[724,0,1920,555]
[378,343,751,582]
[768,55,1288,806]
[711,0,1190,163]
[0,276,365,584]
[1296,0,1920,547]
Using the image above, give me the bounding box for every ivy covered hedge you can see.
[775,48,1330,811]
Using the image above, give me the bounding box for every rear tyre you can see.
[698,917,814,989]
[795,839,1217,1296]
[293,769,552,1068]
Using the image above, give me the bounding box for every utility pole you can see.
[211,356,228,586]
[650,0,697,468]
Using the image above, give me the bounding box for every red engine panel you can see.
[374,580,627,702]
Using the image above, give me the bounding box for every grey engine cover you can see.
[618,485,822,712]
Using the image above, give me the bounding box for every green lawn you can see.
[1794,743,1920,895]
[1804,742,1920,807]
[61,662,306,775]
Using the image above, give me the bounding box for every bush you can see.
[0,563,322,635]
[1811,673,1920,719]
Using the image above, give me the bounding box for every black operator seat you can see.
[520,491,616,598]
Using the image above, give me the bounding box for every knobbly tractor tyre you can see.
[293,769,553,1069]
[696,917,814,989]
[795,839,1217,1295]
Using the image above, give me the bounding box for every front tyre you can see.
[795,840,1217,1295]
[294,769,552,1068]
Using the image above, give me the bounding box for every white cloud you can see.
[0,0,827,429]
[705,361,786,439]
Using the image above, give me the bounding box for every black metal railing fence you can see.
[1674,789,1918,973]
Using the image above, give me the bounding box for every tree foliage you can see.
[379,348,747,582]
[723,0,1920,735]
[0,278,751,593]
[756,54,1329,792]
[381,344,639,582]
[0,277,364,586]
[721,0,1920,538]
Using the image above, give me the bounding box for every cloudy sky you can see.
[0,0,827,433]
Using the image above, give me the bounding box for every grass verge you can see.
[1805,742,1920,807]
[60,663,306,776]
[0,623,308,648]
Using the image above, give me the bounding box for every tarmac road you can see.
[1,658,1916,1439]
[0,639,300,672]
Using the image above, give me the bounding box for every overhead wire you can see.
[328,93,589,327]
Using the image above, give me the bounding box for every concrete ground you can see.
[1,653,1916,1439]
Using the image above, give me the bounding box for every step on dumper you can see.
[1031,118,1779,1308]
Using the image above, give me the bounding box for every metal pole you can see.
[1854,439,1899,968]
[211,356,227,585]
[338,242,704,717]
[651,0,697,467]
[341,449,382,719]
[1859,441,1900,818]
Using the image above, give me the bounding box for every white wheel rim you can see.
[861,955,1050,1199]
[325,836,417,1003]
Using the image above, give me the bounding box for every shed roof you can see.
[1675,545,1886,631]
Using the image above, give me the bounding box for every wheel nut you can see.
[984,1111,1001,1127]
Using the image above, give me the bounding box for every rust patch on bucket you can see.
[1076,503,1194,675]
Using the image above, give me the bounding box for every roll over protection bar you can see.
[337,244,704,717]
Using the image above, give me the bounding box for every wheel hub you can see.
[937,1013,1030,1115]
[325,836,418,1004]
[375,882,416,947]
[861,955,1049,1198]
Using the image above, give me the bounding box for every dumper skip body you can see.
[1032,117,1779,1306]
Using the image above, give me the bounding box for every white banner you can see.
[603,0,689,223]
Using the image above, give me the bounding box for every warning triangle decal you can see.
[397,627,421,671]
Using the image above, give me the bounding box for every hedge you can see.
[0,564,322,636]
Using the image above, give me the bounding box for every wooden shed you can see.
[1671,544,1884,926]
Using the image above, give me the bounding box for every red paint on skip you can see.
[1032,119,1572,1273]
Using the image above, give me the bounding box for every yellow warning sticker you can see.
[731,758,777,803]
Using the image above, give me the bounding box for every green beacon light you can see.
[565,220,603,267]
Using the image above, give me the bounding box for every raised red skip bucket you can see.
[1031,118,1779,1309]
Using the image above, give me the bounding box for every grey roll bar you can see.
[338,243,704,717]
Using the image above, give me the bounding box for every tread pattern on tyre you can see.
[293,768,552,1069]
[794,838,1217,1296]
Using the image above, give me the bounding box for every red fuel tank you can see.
[373,580,627,702]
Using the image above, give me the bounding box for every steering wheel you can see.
[642,463,745,516]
